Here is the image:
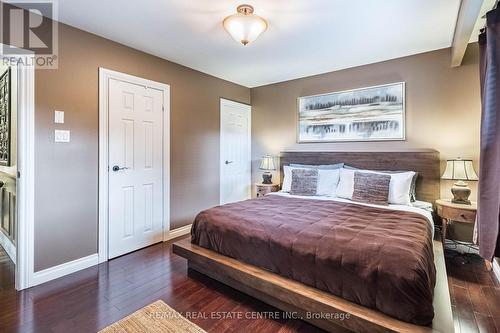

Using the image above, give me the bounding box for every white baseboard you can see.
[0,231,15,263]
[493,258,500,284]
[164,224,192,241]
[29,224,197,287]
[31,253,98,287]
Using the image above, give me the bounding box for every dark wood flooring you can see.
[0,245,15,291]
[445,247,500,333]
[0,238,498,333]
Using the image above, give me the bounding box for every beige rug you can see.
[99,300,207,333]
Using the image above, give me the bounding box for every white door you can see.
[220,99,251,205]
[108,78,164,259]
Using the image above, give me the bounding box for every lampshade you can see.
[259,156,276,171]
[223,4,267,46]
[441,158,478,181]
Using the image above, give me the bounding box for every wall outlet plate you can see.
[54,110,65,124]
[54,130,70,143]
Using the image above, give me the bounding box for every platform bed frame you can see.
[173,151,454,333]
[173,237,452,333]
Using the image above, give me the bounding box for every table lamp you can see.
[259,155,276,184]
[441,158,478,205]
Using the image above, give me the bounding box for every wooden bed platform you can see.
[174,150,452,332]
[173,237,453,333]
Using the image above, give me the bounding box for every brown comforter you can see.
[191,195,436,325]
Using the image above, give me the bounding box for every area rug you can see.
[99,300,207,333]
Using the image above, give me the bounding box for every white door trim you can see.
[98,68,170,264]
[219,98,251,205]
[4,50,36,290]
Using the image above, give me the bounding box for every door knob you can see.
[112,165,129,172]
[225,160,233,165]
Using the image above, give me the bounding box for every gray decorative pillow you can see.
[290,169,318,196]
[409,172,418,202]
[352,172,391,206]
[346,167,418,202]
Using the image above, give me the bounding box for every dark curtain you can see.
[477,8,500,261]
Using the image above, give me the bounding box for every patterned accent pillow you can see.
[409,172,419,202]
[346,167,419,202]
[352,172,391,206]
[290,169,318,196]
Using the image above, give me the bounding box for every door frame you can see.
[0,46,36,290]
[219,98,251,205]
[98,68,170,263]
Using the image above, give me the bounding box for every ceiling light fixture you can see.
[223,4,267,46]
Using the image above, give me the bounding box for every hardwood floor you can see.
[445,247,500,333]
[0,245,15,291]
[0,238,498,333]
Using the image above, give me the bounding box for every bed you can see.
[173,150,453,333]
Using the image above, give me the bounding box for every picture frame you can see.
[0,68,11,166]
[297,82,406,143]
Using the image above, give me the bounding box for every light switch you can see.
[54,130,70,143]
[54,110,64,124]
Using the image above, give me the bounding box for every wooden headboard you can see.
[280,150,440,203]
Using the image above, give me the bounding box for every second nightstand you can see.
[255,183,280,198]
[436,199,477,241]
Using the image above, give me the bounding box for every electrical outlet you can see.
[54,130,70,143]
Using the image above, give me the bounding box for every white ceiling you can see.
[55,0,464,87]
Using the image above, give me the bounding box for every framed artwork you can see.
[0,68,11,166]
[297,82,405,142]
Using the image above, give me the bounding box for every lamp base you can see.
[451,182,471,205]
[262,172,272,184]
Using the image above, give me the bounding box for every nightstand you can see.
[255,183,280,198]
[436,199,477,241]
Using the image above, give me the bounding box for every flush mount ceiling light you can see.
[223,4,268,46]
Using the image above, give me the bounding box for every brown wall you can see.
[251,45,481,201]
[34,23,250,271]
[32,20,481,271]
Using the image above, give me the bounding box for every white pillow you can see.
[337,168,415,205]
[283,166,340,196]
[282,165,296,192]
[386,172,415,205]
[316,169,340,197]
[336,168,356,199]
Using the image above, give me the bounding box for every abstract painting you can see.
[297,82,405,142]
